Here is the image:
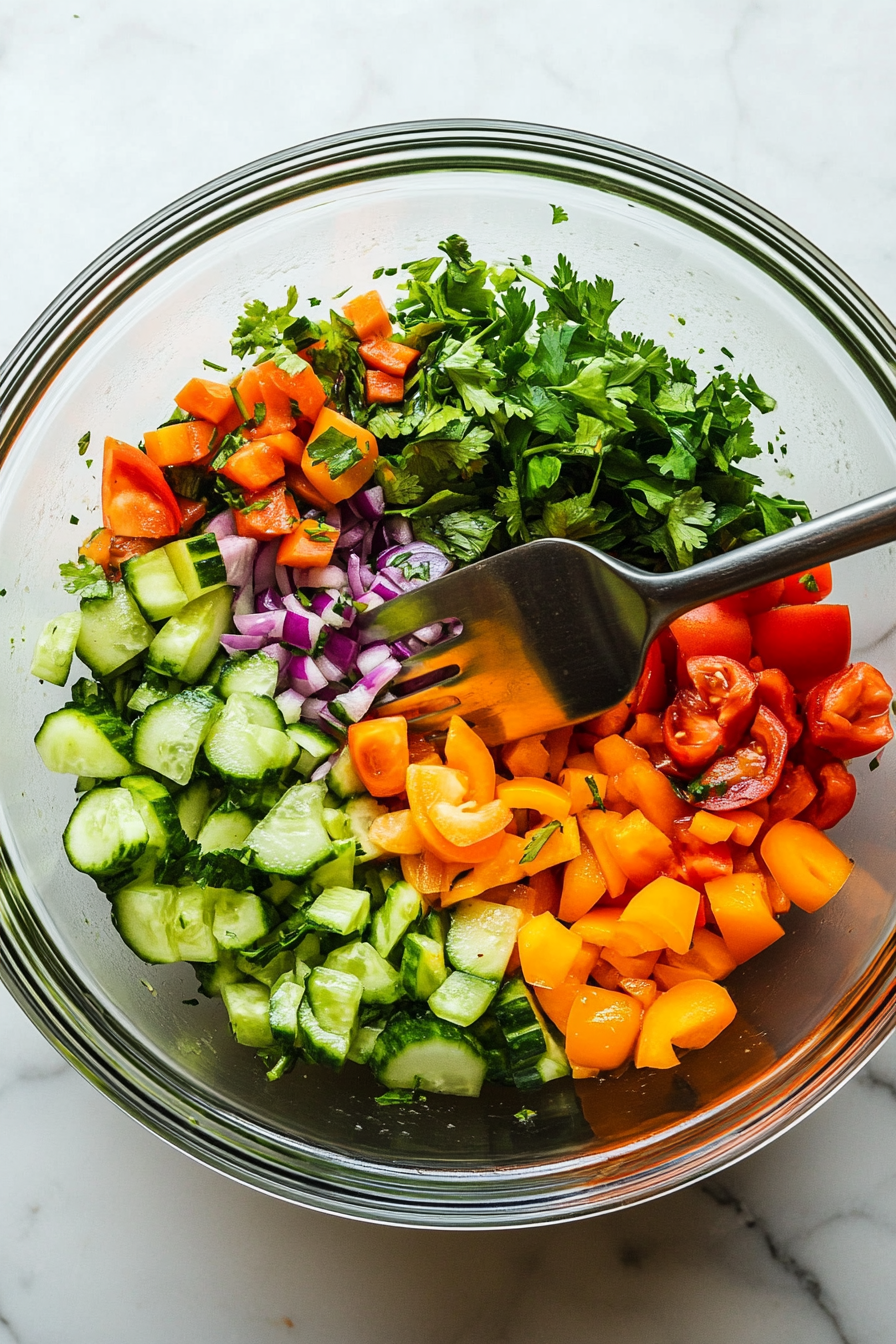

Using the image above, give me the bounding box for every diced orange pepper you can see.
[428,798,512,847]
[79,527,112,570]
[501,734,550,778]
[585,702,631,738]
[602,947,660,979]
[518,911,583,989]
[565,751,599,773]
[365,369,404,403]
[144,420,217,468]
[264,361,327,424]
[529,868,561,916]
[236,365,296,439]
[567,944,600,983]
[558,839,606,923]
[704,872,785,963]
[175,377,235,425]
[620,875,701,954]
[559,767,608,814]
[664,927,737,981]
[348,716,409,798]
[727,809,764,847]
[605,810,674,887]
[284,460,332,511]
[359,338,420,377]
[441,834,528,907]
[565,987,643,1070]
[579,809,628,899]
[634,980,737,1069]
[400,850,444,896]
[625,713,665,747]
[534,982,581,1034]
[613,759,686,837]
[219,440,285,491]
[444,715,495,805]
[591,734,647,776]
[591,957,623,990]
[255,431,306,468]
[406,764,505,865]
[496,776,571,821]
[760,818,854,913]
[343,289,392,340]
[619,977,658,1010]
[300,407,378,504]
[544,726,574,780]
[408,732,442,767]
[689,811,736,844]
[570,907,665,958]
[233,484,299,538]
[368,809,424,855]
[652,963,713,991]
[521,814,580,876]
[276,517,339,569]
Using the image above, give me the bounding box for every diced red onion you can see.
[413,622,443,645]
[204,510,236,539]
[275,688,305,724]
[314,653,344,682]
[337,523,366,550]
[288,654,328,696]
[370,574,403,600]
[354,484,385,520]
[218,535,256,588]
[359,562,375,590]
[255,586,285,613]
[357,642,392,676]
[329,657,402,725]
[220,633,268,654]
[259,641,290,673]
[232,583,255,618]
[234,611,285,639]
[384,517,413,545]
[325,507,341,529]
[405,636,427,656]
[391,639,414,660]
[254,538,279,593]
[311,752,338,782]
[293,564,348,589]
[324,629,359,675]
[360,524,374,565]
[347,553,365,600]
[282,608,324,652]
[275,562,293,596]
[311,590,355,629]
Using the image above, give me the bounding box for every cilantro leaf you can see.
[550,204,569,225]
[231,287,299,361]
[307,426,364,479]
[738,373,777,415]
[495,473,525,539]
[59,556,111,600]
[542,494,607,540]
[77,430,91,456]
[649,487,716,567]
[436,510,499,562]
[441,335,502,416]
[521,820,561,864]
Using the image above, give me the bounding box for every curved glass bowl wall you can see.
[2,121,896,1228]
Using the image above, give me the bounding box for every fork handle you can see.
[643,484,896,626]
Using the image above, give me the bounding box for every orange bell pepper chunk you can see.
[620,875,701,955]
[520,814,581,876]
[144,420,217,468]
[634,980,737,1069]
[558,839,606,923]
[760,818,854,913]
[518,911,582,988]
[689,811,736,844]
[440,834,528,907]
[727,809,764,847]
[613,759,687,837]
[359,338,419,377]
[365,369,404,403]
[565,987,643,1070]
[444,715,495,805]
[602,947,660,979]
[236,365,296,439]
[348,716,409,798]
[571,906,664,958]
[565,750,599,772]
[368,808,424,855]
[219,440,286,491]
[591,734,647,776]
[590,957,622,990]
[405,764,504,865]
[255,431,306,468]
[703,872,785,963]
[567,943,600,983]
[400,849,444,896]
[428,798,512,847]
[652,962,713,991]
[343,289,392,340]
[496,776,571,821]
[174,377,236,425]
[534,982,582,1034]
[604,809,674,887]
[264,360,327,424]
[529,868,561,915]
[79,527,112,571]
[276,517,339,569]
[300,407,378,504]
[559,767,608,814]
[618,977,658,1010]
[578,809,628,899]
[543,726,574,780]
[664,927,737,981]
[284,460,332,511]
[233,484,299,538]
[501,734,550,778]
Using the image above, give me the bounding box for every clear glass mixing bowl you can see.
[2,121,896,1228]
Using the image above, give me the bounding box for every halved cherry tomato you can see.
[781,563,833,606]
[698,706,790,811]
[108,535,164,576]
[803,661,894,758]
[102,438,181,538]
[670,599,752,672]
[348,717,409,797]
[765,762,818,826]
[232,483,299,538]
[663,657,757,772]
[756,667,803,747]
[631,638,668,714]
[174,497,207,533]
[736,578,785,614]
[672,817,733,886]
[664,689,724,773]
[749,605,851,689]
[801,761,857,829]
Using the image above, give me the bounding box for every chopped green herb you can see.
[77,430,91,456]
[376,1088,424,1106]
[720,346,734,360]
[372,267,385,280]
[306,525,337,543]
[69,515,78,525]
[798,572,820,592]
[585,775,606,810]
[308,297,321,307]
[241,496,272,515]
[514,1107,537,1123]
[520,820,561,864]
[85,459,93,468]
[254,400,266,426]
[231,384,249,421]
[870,757,881,771]
[550,204,569,225]
[333,286,352,300]
[307,426,364,479]
[0,589,6,597]
[202,358,227,372]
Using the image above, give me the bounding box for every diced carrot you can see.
[368,809,424,855]
[264,361,327,423]
[496,776,571,820]
[144,420,216,468]
[502,734,550,778]
[232,484,299,538]
[284,460,331,510]
[444,716,495,805]
[219,440,285,491]
[301,407,378,504]
[365,369,404,404]
[237,364,296,439]
[558,839,606,923]
[348,716,409,798]
[175,377,235,424]
[358,338,420,377]
[276,517,339,568]
[343,289,392,340]
[518,911,582,988]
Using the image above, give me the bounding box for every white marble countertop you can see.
[3,2,896,1340]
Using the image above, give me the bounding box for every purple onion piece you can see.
[354,484,385,520]
[384,517,413,546]
[293,564,348,589]
[233,611,285,639]
[259,641,290,672]
[274,688,305,724]
[310,752,338,782]
[370,574,403,601]
[329,657,402,725]
[390,640,414,660]
[347,553,365,600]
[325,629,359,675]
[359,562,375,590]
[359,524,374,565]
[413,622,443,645]
[288,654,328,696]
[218,535,257,588]
[255,586,285,613]
[253,538,280,594]
[336,523,366,550]
[405,636,426,656]
[357,642,392,676]
[282,592,307,614]
[203,510,237,539]
[220,633,268,654]
[314,653,344,682]
[232,583,255,618]
[275,562,293,596]
[283,607,324,652]
[325,507,341,530]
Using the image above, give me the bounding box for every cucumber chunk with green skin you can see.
[146,585,233,683]
[127,670,175,715]
[222,981,274,1047]
[212,890,275,950]
[309,838,355,893]
[400,931,448,1001]
[298,995,350,1069]
[511,1024,571,1090]
[327,745,366,800]
[493,975,547,1066]
[196,948,245,997]
[269,972,307,1046]
[76,584,156,678]
[176,777,217,840]
[428,970,498,1027]
[31,611,81,685]
[323,806,353,842]
[325,940,402,1004]
[133,686,221,786]
[242,781,335,877]
[287,723,341,779]
[121,774,186,862]
[227,691,287,732]
[197,808,255,854]
[237,947,296,987]
[217,653,279,700]
[446,899,524,981]
[122,547,188,621]
[370,880,421,959]
[112,881,216,963]
[35,706,136,778]
[307,966,363,1037]
[371,1011,487,1097]
[347,1023,384,1065]
[63,786,149,878]
[169,883,219,961]
[344,794,388,862]
[164,533,227,603]
[203,694,296,781]
[306,885,370,936]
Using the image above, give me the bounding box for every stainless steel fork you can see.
[357,485,896,744]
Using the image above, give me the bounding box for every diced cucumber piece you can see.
[127,670,175,714]
[263,876,300,906]
[400,931,447,1001]
[511,1024,571,1090]
[196,948,246,997]
[294,931,323,967]
[169,883,219,961]
[298,996,350,1069]
[176,777,217,840]
[371,1011,487,1097]
[493,976,547,1066]
[269,971,307,1046]
[422,908,448,946]
[446,899,524,981]
[469,1014,512,1084]
[122,547,188,621]
[200,650,229,688]
[428,970,498,1027]
[203,693,295,782]
[218,653,279,700]
[121,774,186,862]
[370,879,421,959]
[242,781,335,877]
[323,806,353,841]
[112,882,216,963]
[31,611,81,685]
[362,862,399,910]
[287,723,340,778]
[164,533,227,602]
[75,776,96,794]
[133,686,221,786]
[347,1024,383,1065]
[222,981,274,1047]
[237,947,296,987]
[76,584,156,678]
[63,786,149,878]
[146,585,233,683]
[35,705,135,778]
[327,745,366,800]
[306,885,370,936]
[307,966,363,1037]
[325,940,402,1004]
[212,889,275,950]
[197,808,255,854]
[310,837,355,893]
[344,795,388,863]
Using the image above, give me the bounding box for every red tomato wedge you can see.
[101,438,181,537]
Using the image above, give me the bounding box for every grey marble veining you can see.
[3,2,896,1341]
